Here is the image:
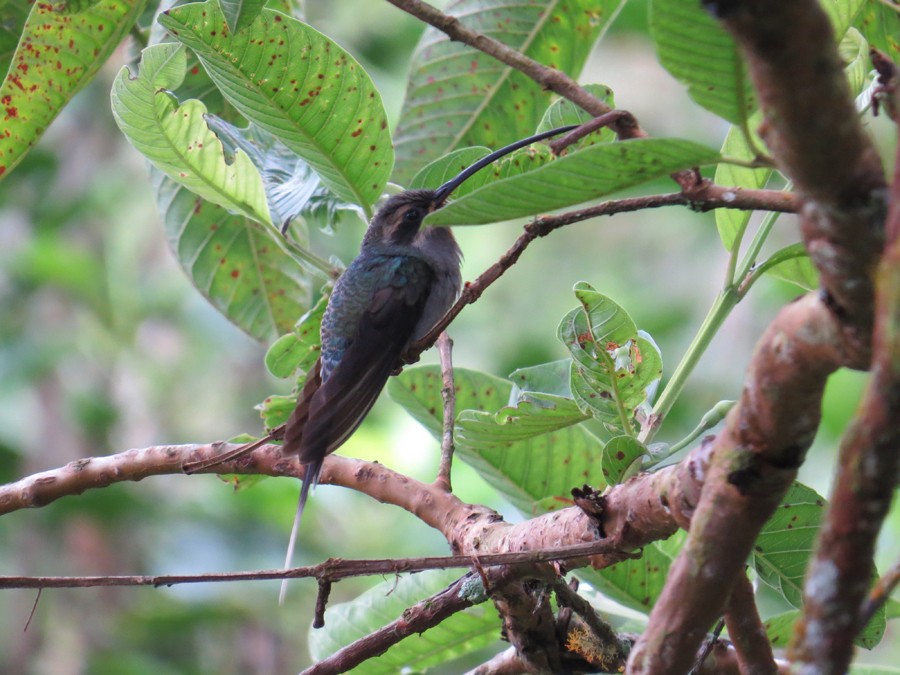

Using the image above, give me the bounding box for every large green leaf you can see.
[650,0,754,126]
[558,283,662,438]
[426,138,719,226]
[581,530,686,613]
[218,0,264,33]
[391,0,626,184]
[388,365,511,440]
[159,0,392,213]
[763,607,885,652]
[308,570,499,674]
[0,0,146,181]
[857,2,900,58]
[714,112,770,253]
[111,42,272,226]
[153,169,311,341]
[390,365,606,515]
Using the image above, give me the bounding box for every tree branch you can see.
[434,332,456,491]
[629,1,887,671]
[724,572,778,675]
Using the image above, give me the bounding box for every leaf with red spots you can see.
[600,435,648,485]
[159,1,392,215]
[153,168,312,341]
[391,0,626,184]
[0,0,145,181]
[559,282,662,439]
[0,0,31,80]
[112,42,273,226]
[407,146,490,191]
[536,83,615,148]
[424,137,719,226]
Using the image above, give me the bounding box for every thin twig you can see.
[724,572,778,674]
[689,618,726,675]
[548,111,636,154]
[859,555,900,629]
[0,540,626,590]
[410,187,798,356]
[302,574,476,675]
[313,578,332,629]
[435,332,456,491]
[23,588,42,632]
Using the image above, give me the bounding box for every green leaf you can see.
[582,530,686,612]
[537,82,616,148]
[388,365,510,440]
[389,365,606,514]
[456,412,606,515]
[856,3,900,59]
[714,112,771,252]
[509,359,573,399]
[601,435,648,485]
[264,290,327,378]
[0,0,30,80]
[391,0,626,184]
[0,0,147,181]
[763,606,886,652]
[752,483,825,608]
[758,243,820,291]
[218,0,264,33]
[153,169,311,341]
[308,570,500,674]
[111,43,273,226]
[559,283,662,438]
[849,667,900,674]
[159,1,392,213]
[822,0,868,37]
[426,138,720,226]
[407,147,490,192]
[650,0,754,125]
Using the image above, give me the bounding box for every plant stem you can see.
[642,288,739,444]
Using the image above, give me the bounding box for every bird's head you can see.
[363,124,578,250]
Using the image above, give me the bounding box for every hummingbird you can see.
[186,124,578,597]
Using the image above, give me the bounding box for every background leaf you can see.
[650,0,754,125]
[391,0,626,184]
[160,1,393,213]
[0,0,146,180]
[308,571,500,674]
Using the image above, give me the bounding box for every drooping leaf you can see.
[203,114,362,231]
[111,43,273,226]
[0,0,147,181]
[457,394,590,444]
[153,169,311,341]
[159,1,393,214]
[650,0,754,125]
[391,0,626,183]
[308,570,499,674]
[425,138,720,226]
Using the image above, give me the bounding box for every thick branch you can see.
[630,1,887,671]
[724,573,778,675]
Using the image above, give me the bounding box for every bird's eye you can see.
[404,208,422,223]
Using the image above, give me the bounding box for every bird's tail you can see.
[278,458,323,605]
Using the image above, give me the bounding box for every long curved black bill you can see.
[432,124,579,206]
